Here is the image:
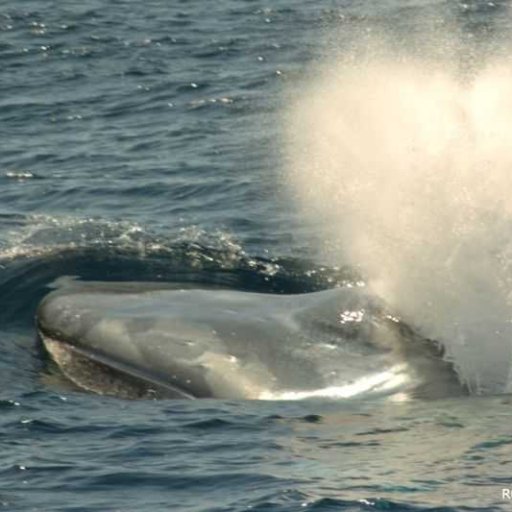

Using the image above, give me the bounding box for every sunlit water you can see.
[1,0,512,510]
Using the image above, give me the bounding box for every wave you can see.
[0,214,354,328]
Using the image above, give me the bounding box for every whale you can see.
[36,278,465,400]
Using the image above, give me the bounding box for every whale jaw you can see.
[35,282,286,400]
[39,332,198,399]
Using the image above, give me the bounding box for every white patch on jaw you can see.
[259,364,411,401]
[195,351,272,399]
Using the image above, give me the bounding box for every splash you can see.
[285,35,512,394]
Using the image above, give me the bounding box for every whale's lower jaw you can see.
[39,331,197,400]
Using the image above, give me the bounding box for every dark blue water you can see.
[1,0,512,510]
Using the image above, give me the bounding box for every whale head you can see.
[36,279,465,400]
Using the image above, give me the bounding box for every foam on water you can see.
[285,31,512,395]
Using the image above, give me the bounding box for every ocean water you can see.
[2,0,512,510]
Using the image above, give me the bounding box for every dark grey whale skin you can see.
[36,279,465,400]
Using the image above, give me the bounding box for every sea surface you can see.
[1,0,512,510]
